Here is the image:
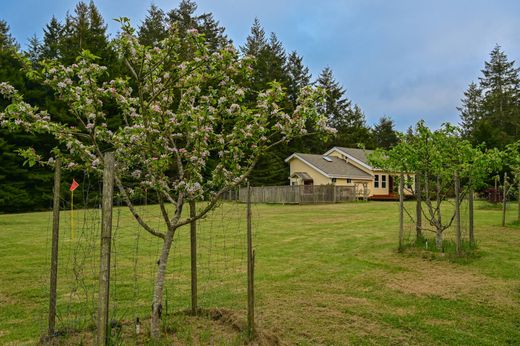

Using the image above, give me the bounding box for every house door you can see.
[389,175,394,194]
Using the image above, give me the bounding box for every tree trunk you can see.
[469,185,475,245]
[502,172,507,227]
[454,172,461,256]
[415,173,422,240]
[151,230,175,339]
[435,229,443,250]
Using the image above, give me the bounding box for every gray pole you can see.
[48,158,61,337]
[399,173,404,251]
[502,172,507,227]
[246,183,255,339]
[190,200,197,315]
[415,173,422,240]
[97,152,115,346]
[454,172,461,255]
[469,184,475,246]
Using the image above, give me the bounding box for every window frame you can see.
[374,174,379,188]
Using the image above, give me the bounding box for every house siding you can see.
[289,158,332,185]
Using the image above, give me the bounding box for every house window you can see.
[374,174,379,188]
[347,179,352,184]
[382,175,387,189]
[332,178,337,183]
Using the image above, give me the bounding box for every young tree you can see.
[0,19,329,338]
[370,121,494,252]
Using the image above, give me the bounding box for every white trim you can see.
[324,147,373,171]
[285,153,373,181]
[285,153,333,178]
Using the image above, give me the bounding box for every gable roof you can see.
[324,147,375,170]
[285,153,373,180]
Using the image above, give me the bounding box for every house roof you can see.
[286,153,373,180]
[291,172,314,181]
[333,147,374,165]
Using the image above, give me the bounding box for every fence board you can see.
[224,185,357,204]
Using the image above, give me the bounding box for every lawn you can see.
[0,200,519,345]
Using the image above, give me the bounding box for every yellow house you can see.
[285,147,413,198]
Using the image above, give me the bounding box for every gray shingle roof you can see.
[293,154,372,179]
[334,147,374,165]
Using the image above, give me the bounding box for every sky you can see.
[2,0,520,130]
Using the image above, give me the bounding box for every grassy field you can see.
[0,200,519,345]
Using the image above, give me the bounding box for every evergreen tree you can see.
[41,16,63,59]
[372,116,399,149]
[60,1,113,64]
[317,67,352,128]
[0,19,17,49]
[316,67,372,148]
[167,0,228,51]
[458,82,483,138]
[138,4,167,46]
[0,25,53,212]
[286,51,311,106]
[459,45,520,148]
[241,18,266,57]
[26,35,42,64]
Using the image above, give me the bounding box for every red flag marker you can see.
[69,179,79,192]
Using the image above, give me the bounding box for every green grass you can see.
[0,200,519,345]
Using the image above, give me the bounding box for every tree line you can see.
[1,0,519,212]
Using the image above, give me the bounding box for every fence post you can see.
[415,173,422,240]
[454,171,461,255]
[97,152,115,346]
[189,200,197,315]
[502,172,507,227]
[399,173,404,251]
[48,158,61,338]
[469,184,475,245]
[246,183,255,339]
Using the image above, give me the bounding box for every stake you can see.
[502,172,507,227]
[246,183,255,339]
[454,171,461,256]
[71,189,74,240]
[469,184,474,246]
[97,152,115,346]
[399,173,404,251]
[415,173,422,240]
[190,200,197,315]
[48,158,61,337]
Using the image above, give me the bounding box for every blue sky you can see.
[2,0,520,130]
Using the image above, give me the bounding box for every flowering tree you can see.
[0,19,330,338]
[369,121,497,251]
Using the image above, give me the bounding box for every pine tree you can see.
[138,4,167,47]
[316,67,372,148]
[60,1,112,64]
[41,16,63,59]
[0,19,17,50]
[372,116,399,149]
[286,51,311,106]
[460,45,520,148]
[241,18,267,57]
[458,82,483,139]
[26,35,42,63]
[167,0,227,51]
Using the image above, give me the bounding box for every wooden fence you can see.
[222,185,367,204]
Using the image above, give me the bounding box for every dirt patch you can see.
[40,308,281,345]
[378,258,519,307]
